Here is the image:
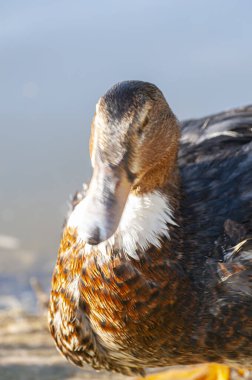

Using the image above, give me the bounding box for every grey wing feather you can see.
[180,105,252,278]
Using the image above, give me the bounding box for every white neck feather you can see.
[68,190,178,261]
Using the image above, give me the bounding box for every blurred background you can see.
[1,0,252,314]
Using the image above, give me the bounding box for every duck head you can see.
[73,81,180,245]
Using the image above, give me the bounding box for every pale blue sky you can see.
[0,0,252,273]
[1,0,252,118]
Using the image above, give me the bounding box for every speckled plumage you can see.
[49,82,252,377]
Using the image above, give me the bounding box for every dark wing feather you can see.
[179,105,252,279]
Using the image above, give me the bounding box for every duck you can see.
[48,81,252,380]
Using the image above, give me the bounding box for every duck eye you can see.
[142,115,149,128]
[137,116,149,136]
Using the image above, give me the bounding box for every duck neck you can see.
[118,158,182,262]
[131,148,181,230]
[132,136,180,196]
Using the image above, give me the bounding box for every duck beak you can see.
[76,164,132,245]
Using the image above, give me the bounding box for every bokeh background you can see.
[1,0,252,310]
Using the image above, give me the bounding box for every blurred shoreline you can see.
[0,306,131,380]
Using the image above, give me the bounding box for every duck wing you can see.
[217,233,252,296]
[180,104,252,155]
[179,105,252,275]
